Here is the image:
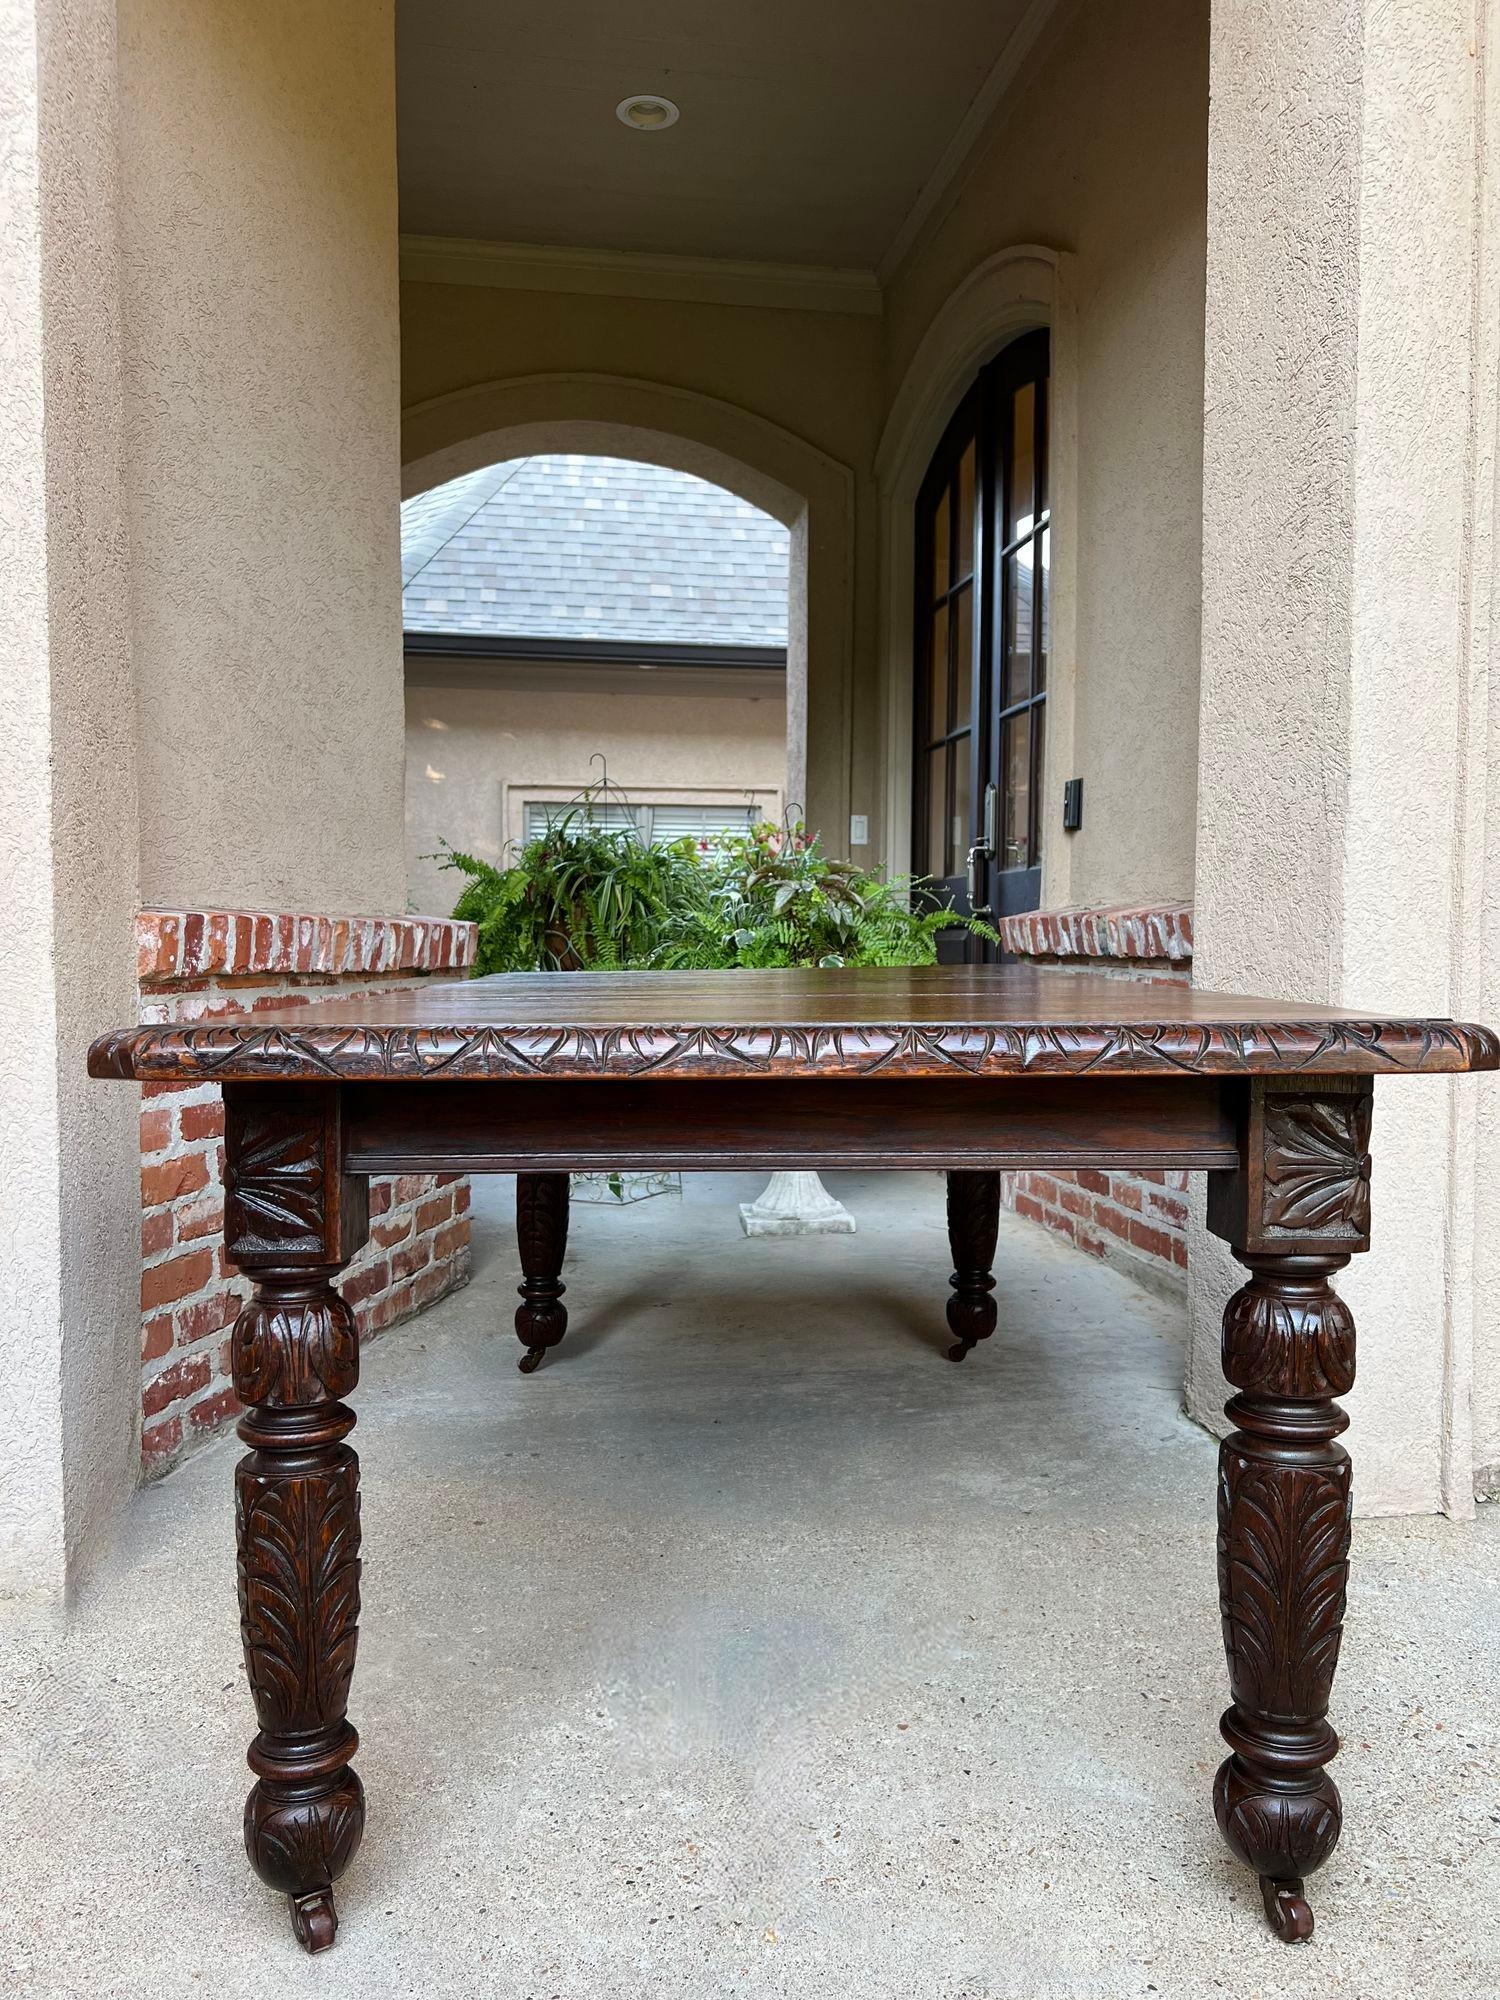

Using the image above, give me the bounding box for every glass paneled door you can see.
[912,331,1050,960]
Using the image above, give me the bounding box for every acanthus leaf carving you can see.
[236,1447,362,1739]
[225,1096,329,1261]
[1217,1446,1352,1722]
[232,1289,359,1407]
[1263,1092,1373,1241]
[1222,1277,1355,1399]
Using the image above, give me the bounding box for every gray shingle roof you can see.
[401,454,790,648]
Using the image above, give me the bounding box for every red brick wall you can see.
[1003,1167,1189,1278]
[998,903,1194,1292]
[135,910,477,1478]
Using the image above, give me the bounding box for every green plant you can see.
[649,819,996,969]
[438,799,995,975]
[438,799,703,976]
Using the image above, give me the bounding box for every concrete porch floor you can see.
[3,1172,1498,2000]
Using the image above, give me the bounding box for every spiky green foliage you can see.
[439,806,995,975]
[648,821,996,969]
[440,807,703,976]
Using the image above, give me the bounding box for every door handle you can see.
[966,845,993,917]
[982,782,998,856]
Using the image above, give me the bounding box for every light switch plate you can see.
[848,813,869,847]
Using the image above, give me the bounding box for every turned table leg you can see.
[233,1268,364,1952]
[944,1169,1000,1362]
[224,1083,369,1953]
[515,1170,570,1373]
[1214,1252,1355,1942]
[1205,1078,1370,1941]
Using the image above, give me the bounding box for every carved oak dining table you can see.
[87,965,1497,1954]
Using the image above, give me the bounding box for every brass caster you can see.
[1260,1875,1314,1943]
[290,1888,339,1954]
[517,1345,546,1374]
[945,1341,972,1363]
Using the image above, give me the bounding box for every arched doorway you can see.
[402,372,859,853]
[399,450,791,912]
[875,246,1077,903]
[911,331,1051,959]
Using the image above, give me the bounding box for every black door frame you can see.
[911,330,1050,960]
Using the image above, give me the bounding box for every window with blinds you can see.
[523,800,763,847]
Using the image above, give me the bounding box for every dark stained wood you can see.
[86,964,1499,1084]
[342,1075,1240,1174]
[944,1170,1001,1360]
[1207,1078,1373,1255]
[514,1171,569,1373]
[84,971,1497,1952]
[1206,1081,1363,1943]
[224,1085,369,1954]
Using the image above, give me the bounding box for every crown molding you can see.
[399,235,882,317]
[877,0,1063,288]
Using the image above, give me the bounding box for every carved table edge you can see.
[86,1017,1500,1085]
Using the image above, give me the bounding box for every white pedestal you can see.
[739,1170,856,1237]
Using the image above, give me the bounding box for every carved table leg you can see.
[515,1170,570,1373]
[224,1083,369,1953]
[235,1270,364,1952]
[944,1169,1000,1362]
[1214,1251,1354,1943]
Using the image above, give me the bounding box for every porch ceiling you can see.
[395,0,1041,269]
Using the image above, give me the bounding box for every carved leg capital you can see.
[1214,1251,1353,1942]
[944,1170,1000,1362]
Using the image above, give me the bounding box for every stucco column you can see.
[117,0,406,911]
[0,0,142,1599]
[1192,0,1499,1515]
[1,0,407,1600]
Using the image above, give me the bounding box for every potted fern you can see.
[439,796,994,1223]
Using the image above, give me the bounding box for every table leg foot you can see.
[290,1888,340,1954]
[1259,1874,1314,1943]
[244,1758,364,1953]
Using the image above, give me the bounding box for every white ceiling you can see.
[395,0,1042,270]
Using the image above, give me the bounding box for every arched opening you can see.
[402,374,860,860]
[399,449,791,913]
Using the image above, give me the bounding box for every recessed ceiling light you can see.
[616,94,680,132]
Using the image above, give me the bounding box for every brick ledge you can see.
[139,909,476,986]
[999,903,1193,966]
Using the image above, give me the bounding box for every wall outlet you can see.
[848,813,869,847]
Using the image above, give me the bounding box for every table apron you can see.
[340,1075,1241,1175]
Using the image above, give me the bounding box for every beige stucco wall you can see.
[1,0,141,1599]
[880,0,1209,906]
[118,0,407,912]
[1,0,413,1598]
[406,674,787,914]
[400,282,879,859]
[1192,0,1500,1517]
[1468,5,1500,1494]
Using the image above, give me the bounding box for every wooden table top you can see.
[88,965,1499,1085]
